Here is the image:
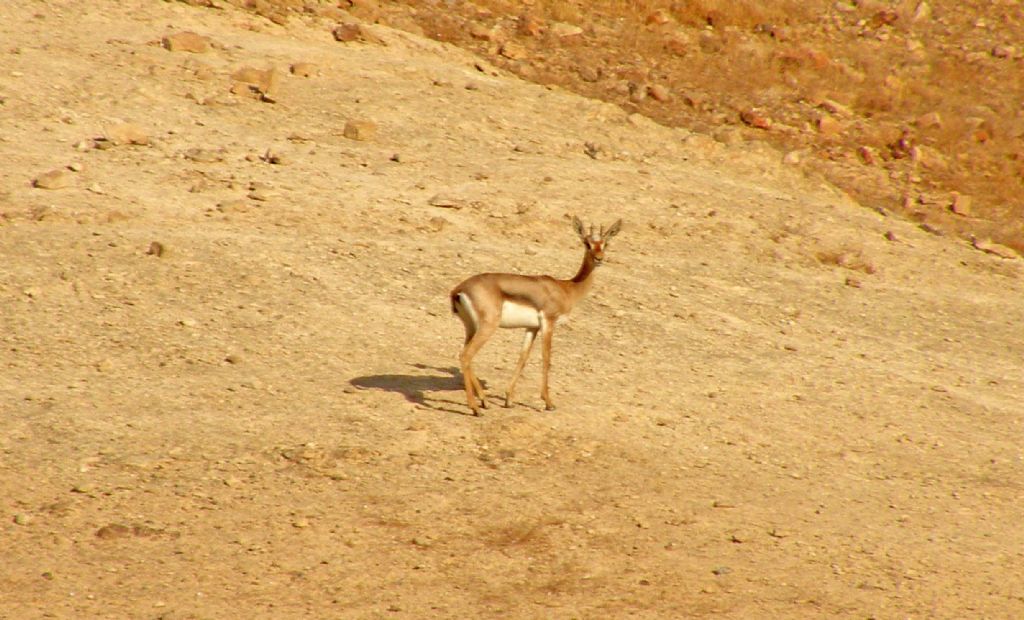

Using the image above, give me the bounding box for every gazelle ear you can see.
[572,216,587,241]
[603,219,623,241]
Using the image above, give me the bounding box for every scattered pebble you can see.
[428,194,464,209]
[289,62,318,77]
[162,31,211,54]
[95,524,133,540]
[104,122,150,146]
[343,119,378,141]
[146,241,165,257]
[33,169,72,189]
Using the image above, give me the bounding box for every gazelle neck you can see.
[565,249,598,302]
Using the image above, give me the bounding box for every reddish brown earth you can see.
[350,0,1024,255]
[2,1,1023,618]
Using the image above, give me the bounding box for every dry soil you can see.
[2,2,1023,619]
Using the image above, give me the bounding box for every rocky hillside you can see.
[2,1,1023,618]
[238,0,1024,254]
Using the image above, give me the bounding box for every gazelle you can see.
[450,216,622,415]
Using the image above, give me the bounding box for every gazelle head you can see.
[573,216,623,266]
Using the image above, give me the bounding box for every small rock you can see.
[517,14,544,37]
[146,241,165,257]
[646,9,672,25]
[428,194,464,209]
[857,146,877,165]
[583,141,604,159]
[712,566,732,576]
[549,21,583,41]
[468,23,500,42]
[289,62,318,77]
[910,145,948,171]
[230,81,256,97]
[845,276,863,288]
[816,114,843,137]
[332,22,364,43]
[971,237,1018,259]
[740,108,771,130]
[713,127,744,146]
[13,513,32,526]
[183,148,225,163]
[262,149,286,165]
[816,98,852,116]
[911,1,931,21]
[95,524,133,540]
[992,44,1015,59]
[162,32,210,53]
[698,31,723,53]
[664,35,689,57]
[292,518,310,529]
[33,169,72,189]
[949,192,972,216]
[915,111,942,128]
[230,67,280,100]
[647,84,671,102]
[193,63,216,81]
[628,82,647,103]
[67,162,84,172]
[575,64,601,82]
[104,122,150,146]
[343,119,378,141]
[216,199,250,214]
[499,41,528,60]
[231,66,267,85]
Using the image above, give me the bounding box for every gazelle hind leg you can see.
[504,329,537,408]
[471,373,487,407]
[459,320,498,415]
[461,326,488,406]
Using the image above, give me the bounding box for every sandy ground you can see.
[2,1,1023,618]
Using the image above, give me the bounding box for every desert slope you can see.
[1,1,1022,618]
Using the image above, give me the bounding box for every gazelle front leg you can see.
[539,317,556,411]
[504,328,538,408]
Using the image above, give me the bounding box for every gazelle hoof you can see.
[545,403,556,411]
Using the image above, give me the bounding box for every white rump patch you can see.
[500,300,542,329]
[456,293,479,329]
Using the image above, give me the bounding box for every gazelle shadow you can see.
[349,364,475,414]
[350,364,545,415]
